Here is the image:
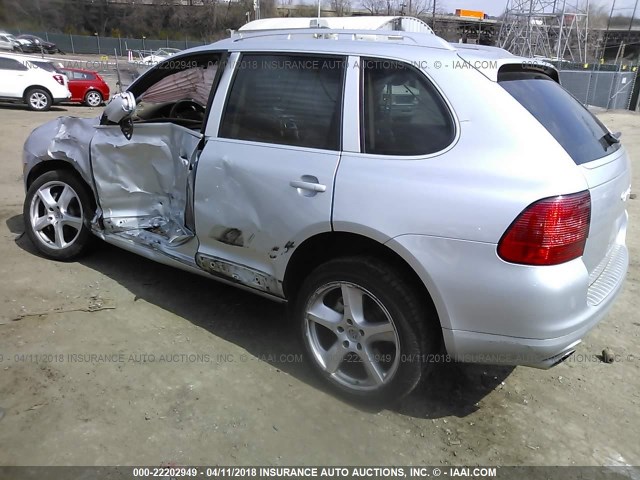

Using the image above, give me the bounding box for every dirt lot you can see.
[0,103,639,468]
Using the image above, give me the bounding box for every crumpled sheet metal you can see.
[23,116,99,189]
[90,123,200,241]
[24,116,199,244]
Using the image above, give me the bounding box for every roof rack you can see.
[229,28,454,50]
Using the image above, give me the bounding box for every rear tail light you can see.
[53,74,65,85]
[497,191,591,266]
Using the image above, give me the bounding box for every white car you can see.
[0,33,18,51]
[0,32,26,52]
[0,53,71,111]
[140,48,181,65]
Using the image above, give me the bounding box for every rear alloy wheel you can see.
[295,256,440,404]
[84,90,103,107]
[26,88,52,111]
[23,171,94,261]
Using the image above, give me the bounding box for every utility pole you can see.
[432,0,436,31]
[603,0,617,62]
[625,0,639,50]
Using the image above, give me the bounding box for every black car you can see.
[16,34,62,54]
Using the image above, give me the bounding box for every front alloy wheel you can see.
[296,256,440,404]
[24,171,94,260]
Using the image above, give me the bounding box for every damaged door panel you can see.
[90,123,202,246]
[194,53,346,294]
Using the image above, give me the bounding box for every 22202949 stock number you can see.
[132,467,259,477]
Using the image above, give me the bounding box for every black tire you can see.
[294,256,440,405]
[23,170,95,261]
[84,90,103,107]
[25,88,52,111]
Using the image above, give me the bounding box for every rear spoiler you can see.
[497,62,560,83]
[455,49,559,83]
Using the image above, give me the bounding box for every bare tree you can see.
[372,0,434,16]
[261,0,277,19]
[327,0,351,16]
[0,0,271,41]
[360,0,385,15]
[408,0,433,16]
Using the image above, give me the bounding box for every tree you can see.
[327,0,351,16]
[360,0,433,16]
[407,0,433,16]
[361,0,385,15]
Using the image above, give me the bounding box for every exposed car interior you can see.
[130,57,219,131]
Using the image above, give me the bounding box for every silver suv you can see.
[22,30,631,403]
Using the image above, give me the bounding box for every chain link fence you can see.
[5,30,640,111]
[551,62,640,111]
[4,30,207,56]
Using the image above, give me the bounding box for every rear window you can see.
[32,61,56,73]
[499,72,620,165]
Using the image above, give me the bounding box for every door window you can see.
[70,71,95,80]
[361,58,455,156]
[219,54,346,150]
[0,58,28,71]
[128,53,221,129]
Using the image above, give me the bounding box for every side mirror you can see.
[100,92,136,139]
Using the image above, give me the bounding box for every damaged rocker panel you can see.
[196,253,281,295]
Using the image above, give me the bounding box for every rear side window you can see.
[361,58,455,156]
[220,54,345,150]
[0,58,27,71]
[32,61,56,73]
[499,72,620,165]
[73,72,96,80]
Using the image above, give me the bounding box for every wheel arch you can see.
[22,85,52,102]
[26,160,96,209]
[283,231,444,329]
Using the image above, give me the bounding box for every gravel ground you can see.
[0,103,638,468]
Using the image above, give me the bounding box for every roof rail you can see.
[230,28,454,50]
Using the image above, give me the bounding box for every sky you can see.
[439,0,637,17]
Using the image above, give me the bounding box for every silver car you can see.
[21,30,631,403]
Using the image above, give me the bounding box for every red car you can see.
[61,68,110,107]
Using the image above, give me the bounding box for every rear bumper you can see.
[443,244,628,368]
[387,233,628,369]
[52,93,72,105]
